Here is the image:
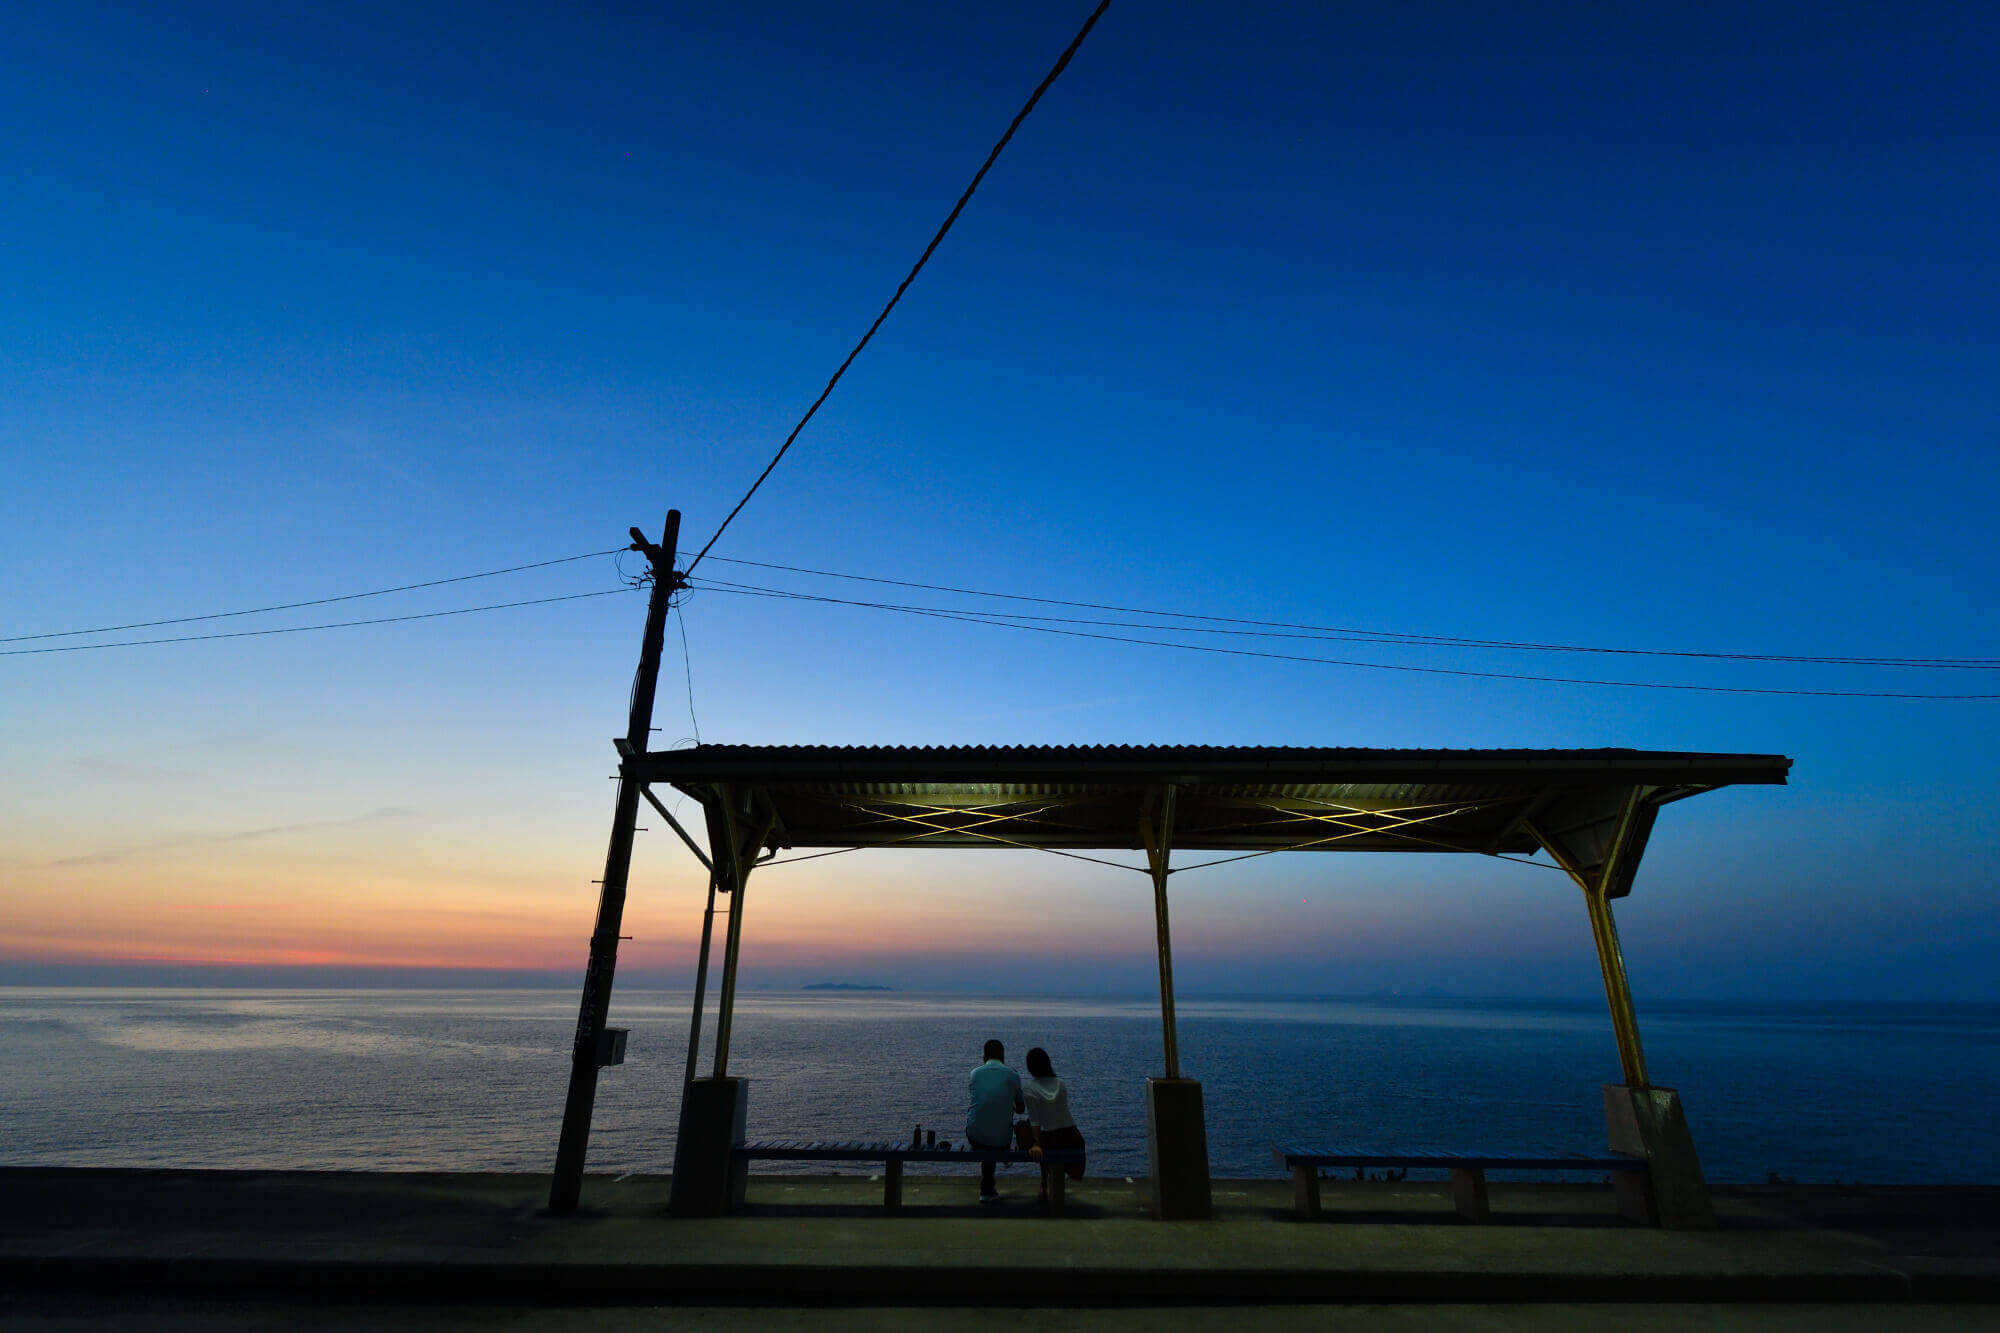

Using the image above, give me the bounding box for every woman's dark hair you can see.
[1025,1047,1054,1079]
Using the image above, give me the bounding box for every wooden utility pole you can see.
[549,509,683,1216]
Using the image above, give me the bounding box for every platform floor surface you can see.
[4,1167,1997,1315]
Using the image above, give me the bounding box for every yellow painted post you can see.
[1527,786,1651,1087]
[711,794,774,1080]
[1531,790,1715,1227]
[1140,786,1181,1079]
[1583,883,1649,1087]
[1138,786,1210,1219]
[681,864,721,1088]
[710,788,746,1079]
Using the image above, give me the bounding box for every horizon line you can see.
[1,974,1993,1007]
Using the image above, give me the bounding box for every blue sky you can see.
[3,1,1996,1001]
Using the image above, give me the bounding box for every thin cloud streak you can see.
[48,806,421,867]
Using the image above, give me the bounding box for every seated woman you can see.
[1020,1046,1086,1205]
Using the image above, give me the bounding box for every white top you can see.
[1021,1074,1076,1133]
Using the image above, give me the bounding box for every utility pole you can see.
[549,509,684,1216]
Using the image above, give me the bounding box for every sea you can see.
[3,988,1997,1185]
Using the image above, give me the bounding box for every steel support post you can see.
[549,509,683,1217]
[1583,885,1648,1086]
[1140,783,1210,1219]
[711,881,747,1077]
[1527,789,1716,1226]
[1528,787,1651,1088]
[1140,785,1181,1079]
[682,865,721,1089]
[711,791,772,1079]
[672,789,762,1219]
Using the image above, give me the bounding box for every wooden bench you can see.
[1273,1146,1650,1223]
[733,1140,1086,1215]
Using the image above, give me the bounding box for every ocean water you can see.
[2,988,1996,1184]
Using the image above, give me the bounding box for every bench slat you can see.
[1275,1146,1645,1173]
[738,1142,1081,1165]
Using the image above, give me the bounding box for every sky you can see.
[3,1,1996,1003]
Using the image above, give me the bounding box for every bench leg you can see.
[884,1159,903,1212]
[1290,1164,1322,1220]
[726,1154,749,1214]
[1450,1167,1490,1222]
[1048,1166,1066,1217]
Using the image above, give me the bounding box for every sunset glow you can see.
[3,3,1996,1001]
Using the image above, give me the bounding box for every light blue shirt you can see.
[965,1059,1023,1147]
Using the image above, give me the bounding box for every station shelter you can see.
[560,742,1789,1226]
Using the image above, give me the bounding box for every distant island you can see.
[803,982,895,991]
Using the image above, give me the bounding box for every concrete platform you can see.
[3,1168,1997,1308]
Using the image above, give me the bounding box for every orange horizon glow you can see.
[3,808,1591,978]
[4,810,1144,966]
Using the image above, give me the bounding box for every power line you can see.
[676,598,702,746]
[10,532,1992,696]
[693,572,2000,668]
[686,552,2000,671]
[11,551,1990,697]
[0,588,638,656]
[688,578,2000,700]
[684,0,1113,576]
[2,548,625,644]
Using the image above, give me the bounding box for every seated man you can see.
[964,1038,1023,1204]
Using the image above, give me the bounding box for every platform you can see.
[4,1167,1998,1311]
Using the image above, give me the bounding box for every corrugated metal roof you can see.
[640,744,1777,759]
[629,743,1790,785]
[626,744,1789,866]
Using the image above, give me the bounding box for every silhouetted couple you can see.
[965,1038,1087,1207]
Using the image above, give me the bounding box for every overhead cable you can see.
[688,578,2000,700]
[684,0,1113,576]
[3,548,624,644]
[0,588,637,656]
[693,572,2000,668]
[686,552,2000,671]
[677,604,703,745]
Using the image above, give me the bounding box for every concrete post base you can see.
[1146,1077,1213,1220]
[1604,1082,1715,1229]
[670,1077,748,1217]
